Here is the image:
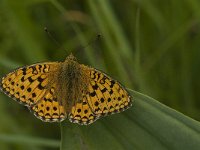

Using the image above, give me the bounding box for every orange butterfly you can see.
[0,54,132,125]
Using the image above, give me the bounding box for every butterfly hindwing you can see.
[68,94,97,125]
[29,85,67,122]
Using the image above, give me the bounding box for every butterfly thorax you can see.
[53,55,90,112]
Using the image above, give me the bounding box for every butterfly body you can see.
[53,54,90,111]
[0,54,132,125]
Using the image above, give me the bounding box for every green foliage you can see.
[0,0,200,149]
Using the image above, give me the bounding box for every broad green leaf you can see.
[61,90,200,150]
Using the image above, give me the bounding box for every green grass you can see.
[0,0,200,149]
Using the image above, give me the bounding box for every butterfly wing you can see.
[68,66,132,125]
[87,68,132,115]
[0,62,67,122]
[1,61,132,124]
[1,62,54,106]
[29,83,67,122]
[68,94,98,125]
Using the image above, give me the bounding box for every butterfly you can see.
[0,54,132,125]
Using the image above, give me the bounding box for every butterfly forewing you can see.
[1,63,53,105]
[87,68,132,115]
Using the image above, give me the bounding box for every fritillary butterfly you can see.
[0,54,132,125]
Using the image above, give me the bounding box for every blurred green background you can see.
[0,0,200,149]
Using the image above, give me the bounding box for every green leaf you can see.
[60,90,200,150]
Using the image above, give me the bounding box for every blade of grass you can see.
[131,0,166,31]
[144,20,194,73]
[88,0,131,86]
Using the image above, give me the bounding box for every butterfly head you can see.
[65,53,77,62]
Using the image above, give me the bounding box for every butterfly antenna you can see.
[44,27,65,50]
[83,34,101,49]
[74,34,102,54]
